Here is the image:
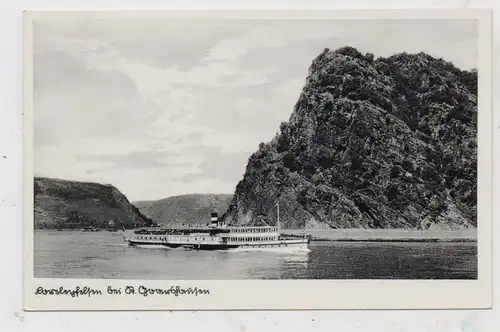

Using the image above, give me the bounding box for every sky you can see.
[33,18,478,201]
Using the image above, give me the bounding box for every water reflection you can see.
[34,230,476,279]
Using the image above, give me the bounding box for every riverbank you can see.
[34,227,478,243]
[285,228,477,243]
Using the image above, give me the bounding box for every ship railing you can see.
[279,233,310,240]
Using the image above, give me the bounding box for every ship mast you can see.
[276,201,280,232]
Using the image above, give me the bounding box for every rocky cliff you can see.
[34,177,153,229]
[223,47,477,230]
[136,194,233,226]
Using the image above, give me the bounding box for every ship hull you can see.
[224,240,310,253]
[126,237,309,252]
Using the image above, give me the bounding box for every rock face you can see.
[136,194,233,226]
[223,47,477,230]
[34,177,153,229]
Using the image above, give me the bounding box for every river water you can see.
[34,230,477,279]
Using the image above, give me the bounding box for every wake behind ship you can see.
[123,210,310,252]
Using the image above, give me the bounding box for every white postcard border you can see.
[23,9,493,311]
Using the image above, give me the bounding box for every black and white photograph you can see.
[23,10,492,310]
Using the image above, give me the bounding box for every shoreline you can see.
[285,228,477,243]
[35,227,478,243]
[308,237,477,243]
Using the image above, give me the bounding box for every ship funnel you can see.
[210,212,219,226]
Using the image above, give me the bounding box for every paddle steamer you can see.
[123,204,310,252]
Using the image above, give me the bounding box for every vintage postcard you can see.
[23,9,492,310]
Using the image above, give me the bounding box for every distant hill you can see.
[34,177,153,229]
[223,47,477,230]
[135,194,233,226]
[132,200,156,210]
